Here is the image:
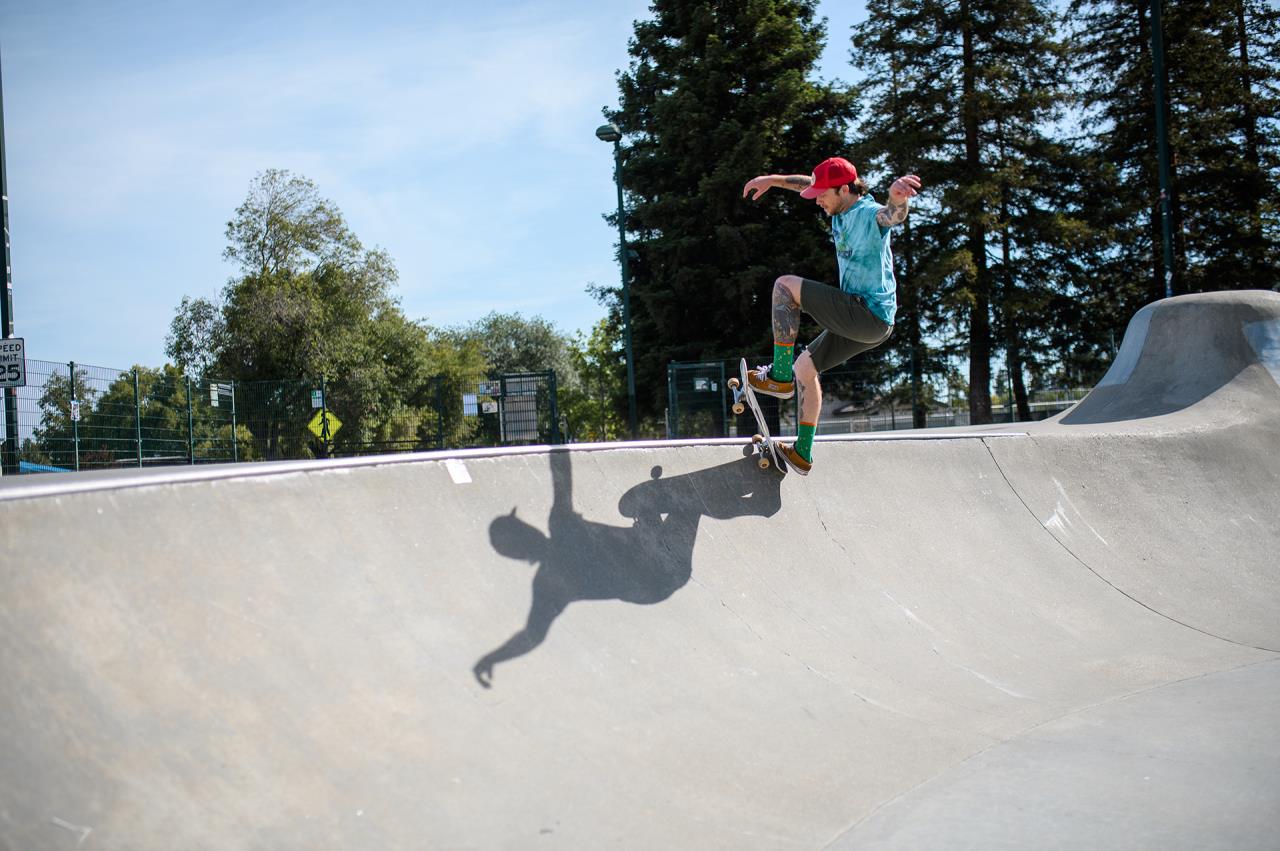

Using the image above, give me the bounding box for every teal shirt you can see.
[831,194,897,326]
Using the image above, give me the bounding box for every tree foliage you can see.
[1068,0,1280,308]
[167,171,435,455]
[21,365,248,469]
[608,0,854,422]
[851,0,1073,423]
[563,318,628,442]
[446,312,580,389]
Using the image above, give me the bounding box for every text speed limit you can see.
[0,338,26,387]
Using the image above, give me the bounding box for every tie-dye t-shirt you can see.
[830,194,897,326]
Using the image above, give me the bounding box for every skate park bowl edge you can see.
[1,290,1278,849]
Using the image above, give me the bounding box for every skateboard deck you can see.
[728,358,786,474]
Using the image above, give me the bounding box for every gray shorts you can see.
[799,278,893,373]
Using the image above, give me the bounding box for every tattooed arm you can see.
[876,174,922,227]
[742,174,813,200]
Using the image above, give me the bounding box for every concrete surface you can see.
[1,290,1278,850]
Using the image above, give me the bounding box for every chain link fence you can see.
[1,350,1088,475]
[1,359,560,475]
[666,356,1089,439]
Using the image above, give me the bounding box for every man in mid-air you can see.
[741,157,920,475]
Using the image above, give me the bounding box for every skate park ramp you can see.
[1,290,1278,850]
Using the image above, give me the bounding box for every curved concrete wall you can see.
[1,291,1277,850]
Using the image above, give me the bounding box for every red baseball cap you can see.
[800,157,858,199]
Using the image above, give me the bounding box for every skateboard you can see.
[727,358,786,473]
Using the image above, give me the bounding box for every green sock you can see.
[796,422,815,461]
[772,343,794,382]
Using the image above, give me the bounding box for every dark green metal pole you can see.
[319,375,330,447]
[69,361,80,472]
[435,376,444,449]
[186,376,194,464]
[133,369,142,467]
[547,369,560,445]
[230,381,238,463]
[614,142,638,440]
[1151,0,1175,298]
[0,50,19,475]
[667,363,677,438]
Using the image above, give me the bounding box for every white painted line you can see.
[444,459,472,484]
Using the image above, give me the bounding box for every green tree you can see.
[849,0,959,427]
[23,365,245,469]
[447,311,580,384]
[223,168,361,278]
[168,169,454,458]
[608,0,854,423]
[851,0,1072,423]
[166,296,225,381]
[445,311,581,446]
[1067,0,1280,333]
[563,318,627,442]
[417,325,489,449]
[25,368,90,469]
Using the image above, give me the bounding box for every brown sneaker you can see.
[777,443,811,476]
[746,364,795,399]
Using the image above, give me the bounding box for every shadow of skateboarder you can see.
[475,450,782,687]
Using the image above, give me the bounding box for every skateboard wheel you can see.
[727,377,740,390]
[732,402,745,415]
[759,456,771,470]
[751,433,764,444]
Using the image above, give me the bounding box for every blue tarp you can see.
[19,460,70,474]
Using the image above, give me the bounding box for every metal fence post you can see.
[497,375,507,444]
[319,375,331,451]
[718,361,727,437]
[547,370,560,445]
[435,376,444,449]
[133,368,142,467]
[230,381,238,463]
[666,363,676,439]
[69,360,80,472]
[186,375,194,464]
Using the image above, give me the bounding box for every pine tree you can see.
[1169,0,1280,291]
[848,0,954,428]
[1069,0,1280,320]
[851,0,1070,424]
[607,0,854,423]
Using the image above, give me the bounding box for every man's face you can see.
[814,186,853,217]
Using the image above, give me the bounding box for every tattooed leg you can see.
[772,276,802,344]
[795,351,822,423]
[770,275,802,383]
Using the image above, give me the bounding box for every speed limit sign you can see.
[0,338,24,388]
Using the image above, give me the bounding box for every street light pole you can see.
[596,122,638,439]
[0,50,19,476]
[1150,0,1175,299]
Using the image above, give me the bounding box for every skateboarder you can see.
[741,157,920,475]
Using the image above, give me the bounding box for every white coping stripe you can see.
[444,458,472,485]
[0,431,1029,503]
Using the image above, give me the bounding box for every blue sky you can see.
[2,0,863,369]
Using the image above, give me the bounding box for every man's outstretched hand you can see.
[889,174,922,203]
[742,175,774,201]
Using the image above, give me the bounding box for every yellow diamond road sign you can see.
[308,410,342,439]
